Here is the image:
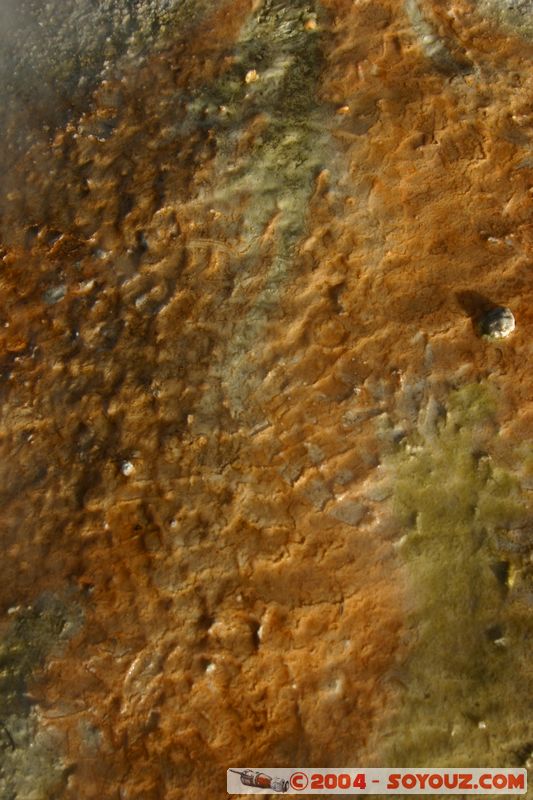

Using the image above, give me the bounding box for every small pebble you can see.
[121,460,134,476]
[478,306,515,339]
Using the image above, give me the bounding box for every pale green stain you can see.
[0,595,82,799]
[382,383,532,773]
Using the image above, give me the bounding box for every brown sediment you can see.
[0,3,407,797]
[317,0,533,412]
[0,0,532,797]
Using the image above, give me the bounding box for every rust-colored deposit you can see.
[0,1,532,798]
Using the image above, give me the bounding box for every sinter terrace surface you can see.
[0,1,532,798]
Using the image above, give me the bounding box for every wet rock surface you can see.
[0,1,532,798]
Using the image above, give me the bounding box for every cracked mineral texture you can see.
[0,1,532,798]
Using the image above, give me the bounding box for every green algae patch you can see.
[382,383,532,771]
[208,0,330,254]
[0,594,82,800]
[184,0,335,423]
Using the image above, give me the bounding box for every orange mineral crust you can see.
[0,1,532,799]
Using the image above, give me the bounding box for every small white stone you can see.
[494,636,509,648]
[121,460,134,476]
[479,306,515,339]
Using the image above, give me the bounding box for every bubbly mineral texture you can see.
[0,1,532,799]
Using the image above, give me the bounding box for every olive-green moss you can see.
[382,384,532,777]
[188,1,333,422]
[0,595,82,800]
[208,0,328,251]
